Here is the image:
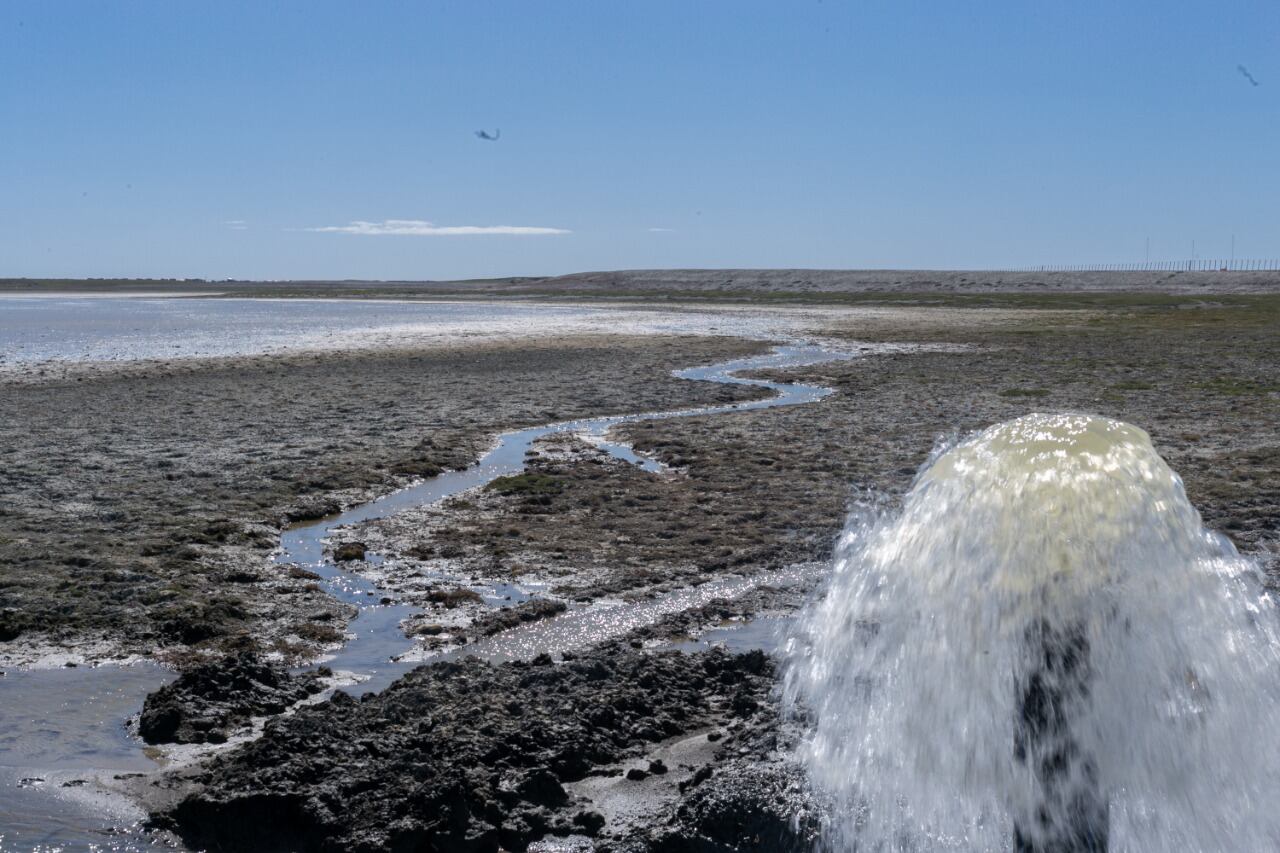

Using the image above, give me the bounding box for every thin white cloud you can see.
[225,220,248,230]
[647,227,675,233]
[304,219,570,236]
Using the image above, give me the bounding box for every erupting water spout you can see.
[788,413,1280,851]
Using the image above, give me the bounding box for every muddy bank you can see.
[138,653,332,745]
[244,296,1277,849]
[147,646,779,852]
[0,335,768,666]
[6,294,1279,851]
[354,302,1280,653]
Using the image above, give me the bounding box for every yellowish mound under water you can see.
[906,412,1196,598]
[790,411,1280,851]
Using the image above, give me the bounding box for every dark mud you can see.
[589,301,1280,586]
[149,646,777,852]
[282,297,1277,850]
[0,335,766,665]
[6,292,1279,851]
[138,653,332,745]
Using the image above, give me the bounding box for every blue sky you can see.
[1,1,1276,279]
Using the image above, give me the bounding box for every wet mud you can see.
[0,335,767,667]
[148,646,779,853]
[3,292,1278,850]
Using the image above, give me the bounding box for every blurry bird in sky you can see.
[1237,65,1260,87]
[475,129,501,141]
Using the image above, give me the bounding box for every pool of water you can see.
[0,665,172,851]
[0,296,823,371]
[0,336,859,849]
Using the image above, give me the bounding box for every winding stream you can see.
[0,342,856,850]
[290,344,851,692]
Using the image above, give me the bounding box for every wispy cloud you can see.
[648,227,675,233]
[304,219,570,236]
[225,220,248,230]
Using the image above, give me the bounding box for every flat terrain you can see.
[2,279,1278,850]
[4,266,1279,302]
[345,296,1280,652]
[150,293,1280,851]
[0,335,766,665]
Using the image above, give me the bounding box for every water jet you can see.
[789,413,1280,851]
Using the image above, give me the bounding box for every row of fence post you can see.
[1002,260,1279,272]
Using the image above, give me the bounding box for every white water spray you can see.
[787,413,1280,851]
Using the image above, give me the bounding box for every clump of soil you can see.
[138,652,331,745]
[470,597,568,638]
[151,646,775,852]
[332,541,367,562]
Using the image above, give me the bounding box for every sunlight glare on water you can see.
[787,413,1280,851]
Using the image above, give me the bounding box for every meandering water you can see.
[0,341,855,850]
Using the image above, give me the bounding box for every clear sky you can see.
[1,1,1276,280]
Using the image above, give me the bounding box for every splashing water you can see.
[787,413,1280,851]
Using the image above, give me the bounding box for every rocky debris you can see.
[332,541,367,562]
[152,647,775,852]
[470,597,568,638]
[138,652,331,745]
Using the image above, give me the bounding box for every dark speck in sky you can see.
[475,129,501,141]
[1237,65,1260,87]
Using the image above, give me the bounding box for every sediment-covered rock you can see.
[138,652,331,745]
[153,647,774,851]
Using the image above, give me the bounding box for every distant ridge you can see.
[3,268,1277,297]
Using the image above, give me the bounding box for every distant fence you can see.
[1003,259,1279,272]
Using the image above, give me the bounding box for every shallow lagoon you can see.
[0,296,825,371]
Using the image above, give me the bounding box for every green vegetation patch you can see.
[484,473,566,496]
[1192,376,1280,396]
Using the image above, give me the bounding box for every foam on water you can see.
[787,413,1280,851]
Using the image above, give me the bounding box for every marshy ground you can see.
[2,277,1277,850]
